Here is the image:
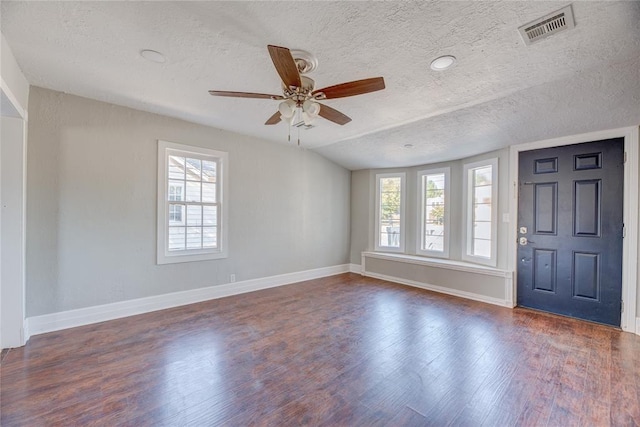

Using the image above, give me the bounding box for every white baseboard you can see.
[636,317,640,336]
[364,270,512,308]
[26,264,351,339]
[348,263,362,274]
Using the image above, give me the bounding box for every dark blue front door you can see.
[517,138,624,326]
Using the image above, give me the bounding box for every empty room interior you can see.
[2,1,640,425]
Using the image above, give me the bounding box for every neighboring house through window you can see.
[157,140,228,264]
[463,158,498,266]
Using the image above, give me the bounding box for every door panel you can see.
[517,138,623,326]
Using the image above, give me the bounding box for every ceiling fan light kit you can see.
[209,45,386,145]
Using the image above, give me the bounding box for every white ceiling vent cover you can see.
[519,5,575,45]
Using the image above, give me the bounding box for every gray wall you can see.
[26,87,351,317]
[349,148,510,269]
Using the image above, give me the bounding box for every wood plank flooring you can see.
[2,273,639,426]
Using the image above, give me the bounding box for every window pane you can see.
[202,161,217,183]
[379,176,402,248]
[202,183,216,203]
[203,227,217,248]
[186,227,202,249]
[168,227,185,251]
[186,181,201,202]
[421,173,446,253]
[474,221,492,239]
[169,204,185,225]
[467,162,495,262]
[474,204,492,222]
[380,229,400,247]
[185,158,202,181]
[473,238,491,258]
[474,185,492,203]
[187,205,202,226]
[423,235,444,252]
[474,166,492,186]
[168,181,184,201]
[203,206,217,226]
[168,156,185,180]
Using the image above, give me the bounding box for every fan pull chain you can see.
[297,126,301,146]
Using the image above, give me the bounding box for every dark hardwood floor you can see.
[2,273,639,426]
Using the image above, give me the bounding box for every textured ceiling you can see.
[2,1,639,169]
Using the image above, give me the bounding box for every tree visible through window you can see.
[380,177,402,247]
[375,173,405,252]
[422,173,445,252]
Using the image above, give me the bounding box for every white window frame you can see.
[374,172,406,253]
[462,158,498,266]
[417,167,450,258]
[157,140,229,264]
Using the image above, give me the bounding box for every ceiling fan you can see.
[209,45,385,132]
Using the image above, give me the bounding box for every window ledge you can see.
[362,251,511,278]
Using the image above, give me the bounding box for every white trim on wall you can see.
[26,264,351,339]
[508,126,639,334]
[0,77,28,120]
[364,270,512,308]
[348,263,362,274]
[361,251,514,308]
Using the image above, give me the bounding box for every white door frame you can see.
[508,126,639,334]
[1,77,28,348]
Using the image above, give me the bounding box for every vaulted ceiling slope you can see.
[2,1,639,170]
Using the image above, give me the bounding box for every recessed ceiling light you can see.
[430,55,456,71]
[140,49,166,63]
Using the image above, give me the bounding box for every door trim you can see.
[508,126,639,334]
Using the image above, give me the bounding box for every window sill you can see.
[157,250,228,265]
[362,251,510,278]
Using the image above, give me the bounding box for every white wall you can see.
[1,117,26,346]
[26,87,351,317]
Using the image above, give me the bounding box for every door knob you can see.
[519,237,534,245]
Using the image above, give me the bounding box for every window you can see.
[375,173,406,252]
[417,168,450,258]
[157,140,228,264]
[463,158,498,266]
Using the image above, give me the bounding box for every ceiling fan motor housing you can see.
[290,49,318,74]
[282,76,316,103]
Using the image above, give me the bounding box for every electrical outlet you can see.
[230,274,236,283]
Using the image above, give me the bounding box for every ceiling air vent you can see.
[518,5,575,45]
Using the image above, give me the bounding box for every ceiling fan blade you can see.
[313,77,385,100]
[209,90,284,100]
[318,104,352,125]
[265,111,282,125]
[267,45,302,89]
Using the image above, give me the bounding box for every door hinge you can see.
[621,300,624,313]
[622,223,626,238]
[624,152,627,163]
